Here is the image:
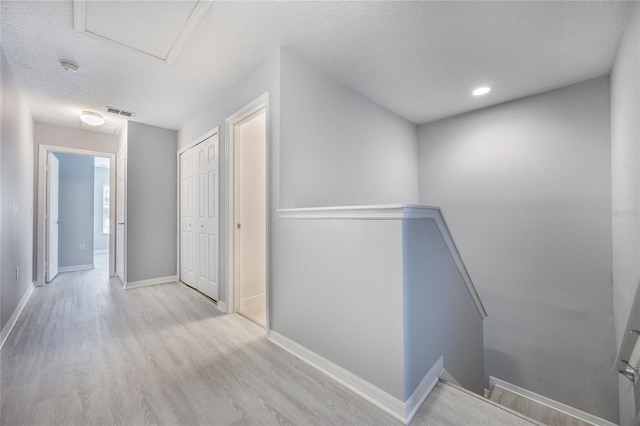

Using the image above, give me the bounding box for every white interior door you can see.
[46,152,59,282]
[180,148,197,287]
[116,149,125,282]
[196,135,219,300]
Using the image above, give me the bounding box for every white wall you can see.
[417,77,617,422]
[611,2,640,424]
[279,49,418,208]
[34,123,119,155]
[0,48,34,330]
[56,153,94,268]
[276,218,406,399]
[126,122,177,283]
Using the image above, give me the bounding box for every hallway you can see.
[0,259,398,425]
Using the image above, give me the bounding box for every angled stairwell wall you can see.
[272,205,486,424]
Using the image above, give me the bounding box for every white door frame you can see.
[176,127,220,295]
[225,93,271,331]
[36,145,117,286]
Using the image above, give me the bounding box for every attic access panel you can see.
[74,0,211,65]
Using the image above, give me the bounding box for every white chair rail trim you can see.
[278,204,487,318]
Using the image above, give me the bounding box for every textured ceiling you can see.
[0,1,632,133]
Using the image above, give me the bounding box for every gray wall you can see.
[403,218,484,398]
[94,164,110,252]
[0,48,34,330]
[276,218,405,399]
[611,2,640,424]
[179,48,281,304]
[126,122,177,283]
[56,153,94,268]
[417,77,617,422]
[280,49,418,208]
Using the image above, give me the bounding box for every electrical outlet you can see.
[79,243,86,251]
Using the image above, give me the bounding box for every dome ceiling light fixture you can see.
[60,60,78,73]
[80,111,105,126]
[472,86,491,96]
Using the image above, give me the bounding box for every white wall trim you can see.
[268,330,408,423]
[278,204,487,319]
[278,204,438,220]
[216,300,227,314]
[124,275,177,290]
[240,293,265,307]
[58,264,95,273]
[0,284,34,351]
[404,356,444,423]
[489,377,617,426]
[94,249,108,254]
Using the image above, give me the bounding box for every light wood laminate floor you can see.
[238,302,266,329]
[2,256,529,425]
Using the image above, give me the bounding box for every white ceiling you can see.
[0,1,632,133]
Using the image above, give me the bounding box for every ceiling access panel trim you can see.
[73,0,212,66]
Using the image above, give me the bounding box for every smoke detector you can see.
[60,60,78,73]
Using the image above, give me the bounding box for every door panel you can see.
[179,135,217,298]
[180,148,197,287]
[46,152,59,282]
[196,135,219,300]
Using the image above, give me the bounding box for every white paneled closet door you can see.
[196,135,219,300]
[180,134,219,301]
[180,147,197,287]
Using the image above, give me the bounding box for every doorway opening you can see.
[226,95,269,329]
[37,146,116,286]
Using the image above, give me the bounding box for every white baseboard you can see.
[0,283,34,351]
[268,331,441,424]
[489,377,617,426]
[124,275,177,289]
[58,264,94,273]
[216,300,227,313]
[94,249,108,254]
[404,356,443,422]
[240,293,265,307]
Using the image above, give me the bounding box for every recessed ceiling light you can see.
[472,86,491,96]
[60,60,78,73]
[80,111,105,126]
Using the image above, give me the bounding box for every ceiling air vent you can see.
[106,106,135,118]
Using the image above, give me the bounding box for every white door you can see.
[179,134,219,301]
[179,148,197,287]
[196,135,219,300]
[46,152,59,282]
[116,149,125,282]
